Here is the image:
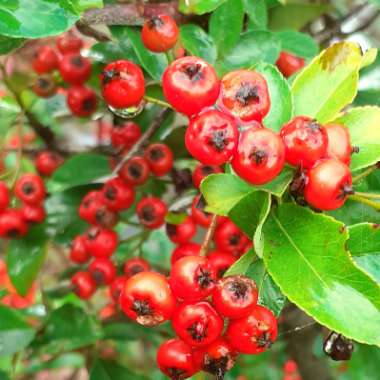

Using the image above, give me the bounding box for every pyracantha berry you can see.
[56,34,83,54]
[70,235,91,264]
[166,216,196,244]
[32,46,59,74]
[21,204,46,224]
[71,271,96,300]
[124,257,151,278]
[14,174,46,205]
[171,243,201,265]
[102,177,135,212]
[144,143,174,177]
[89,258,117,285]
[67,85,97,117]
[109,276,126,303]
[276,51,305,78]
[0,181,10,211]
[33,76,57,98]
[35,150,64,176]
[110,122,141,149]
[214,219,249,255]
[192,164,223,189]
[84,227,118,258]
[119,156,150,186]
[324,123,352,165]
[207,250,237,279]
[136,196,167,229]
[59,54,92,85]
[0,209,29,238]
[191,194,212,228]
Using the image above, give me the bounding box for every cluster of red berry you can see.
[283,359,301,380]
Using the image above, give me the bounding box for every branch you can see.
[76,20,111,42]
[199,214,218,256]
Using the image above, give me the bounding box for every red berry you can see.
[67,85,97,117]
[276,51,305,78]
[170,256,217,301]
[157,339,197,380]
[124,257,150,278]
[172,301,224,347]
[219,70,270,123]
[120,271,176,326]
[325,123,352,165]
[207,250,236,278]
[84,227,118,258]
[284,359,298,373]
[119,156,150,186]
[163,56,220,116]
[232,127,285,185]
[191,194,212,228]
[212,275,258,319]
[192,164,223,189]
[136,196,167,229]
[33,76,57,98]
[280,116,328,169]
[102,177,135,212]
[226,305,278,354]
[89,258,117,285]
[186,109,238,165]
[0,181,10,211]
[59,54,91,85]
[70,235,90,264]
[171,243,201,265]
[166,216,196,244]
[101,60,145,109]
[142,15,179,53]
[32,46,59,74]
[21,204,46,224]
[144,143,174,177]
[110,122,141,149]
[71,271,96,299]
[35,150,64,176]
[214,220,248,255]
[109,276,126,303]
[0,209,28,238]
[14,174,46,205]
[304,159,353,210]
[56,34,83,54]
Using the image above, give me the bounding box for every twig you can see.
[354,192,380,200]
[349,194,380,211]
[199,214,218,256]
[353,165,378,183]
[76,20,111,42]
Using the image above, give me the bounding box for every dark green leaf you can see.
[179,0,228,15]
[141,230,174,270]
[6,224,47,296]
[0,96,19,135]
[253,166,294,197]
[25,353,85,374]
[165,212,188,225]
[244,0,267,30]
[355,89,380,107]
[224,248,255,276]
[88,40,139,65]
[68,0,103,13]
[180,24,217,64]
[89,359,148,380]
[0,35,24,54]
[275,30,318,59]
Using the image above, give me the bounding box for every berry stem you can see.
[349,194,380,211]
[143,95,173,109]
[165,50,175,64]
[352,165,377,183]
[199,214,218,256]
[354,191,380,200]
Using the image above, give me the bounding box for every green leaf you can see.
[253,166,294,197]
[35,304,102,354]
[209,0,244,57]
[0,0,79,38]
[219,31,280,74]
[0,96,19,135]
[88,39,138,65]
[68,0,103,13]
[0,305,35,356]
[141,230,174,270]
[123,26,168,80]
[292,42,364,123]
[225,248,255,276]
[263,204,380,345]
[244,0,267,30]
[89,359,147,380]
[180,24,217,64]
[332,107,380,172]
[179,0,228,15]
[165,212,188,225]
[348,223,380,284]
[6,224,47,296]
[253,63,293,132]
[355,89,380,107]
[47,153,110,193]
[0,35,24,54]
[26,353,85,374]
[275,30,318,59]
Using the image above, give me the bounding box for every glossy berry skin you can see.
[166,216,196,244]
[70,235,90,264]
[0,182,10,211]
[157,339,196,380]
[219,70,270,123]
[120,271,176,326]
[142,15,179,53]
[171,243,201,265]
[32,46,59,74]
[71,271,96,300]
[136,196,167,229]
[14,174,46,205]
[207,250,236,278]
[119,156,150,186]
[186,109,239,165]
[325,123,352,165]
[280,116,328,169]
[110,122,141,149]
[67,85,97,117]
[144,143,174,177]
[226,305,278,354]
[232,127,286,185]
[101,60,145,109]
[170,256,217,301]
[56,34,83,54]
[33,76,57,98]
[59,54,91,85]
[124,257,150,278]
[213,275,258,319]
[192,164,223,189]
[214,220,249,255]
[0,209,28,238]
[84,227,118,258]
[109,276,126,303]
[276,51,305,78]
[35,150,64,176]
[89,258,116,285]
[102,177,135,212]
[21,204,46,224]
[191,194,212,228]
[172,301,224,347]
[163,56,220,117]
[304,159,353,210]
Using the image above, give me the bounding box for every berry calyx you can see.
[102,177,135,212]
[67,85,97,117]
[14,174,46,205]
[119,156,150,186]
[33,76,57,98]
[136,196,167,229]
[144,143,174,177]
